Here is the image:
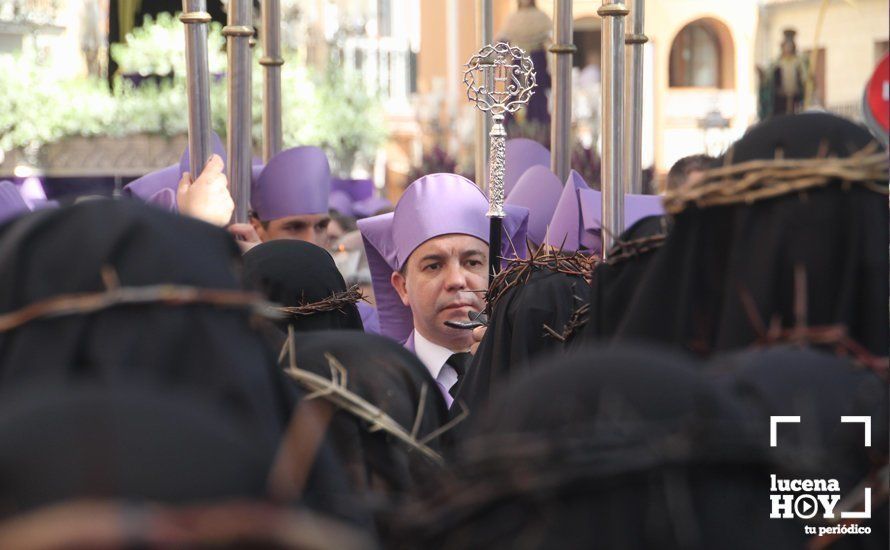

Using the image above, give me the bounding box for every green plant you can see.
[110,12,226,76]
[0,15,388,175]
[305,64,386,176]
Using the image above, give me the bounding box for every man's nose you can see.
[443,262,468,291]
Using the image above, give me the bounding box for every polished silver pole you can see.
[180,0,213,180]
[550,0,574,184]
[598,1,628,256]
[625,0,646,195]
[475,0,492,191]
[261,0,284,162]
[223,0,254,224]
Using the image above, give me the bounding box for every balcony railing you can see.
[338,35,414,110]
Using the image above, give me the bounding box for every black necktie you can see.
[446,352,472,399]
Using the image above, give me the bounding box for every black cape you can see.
[396,345,801,549]
[242,239,364,333]
[454,261,590,420]
[592,113,888,357]
[0,200,294,449]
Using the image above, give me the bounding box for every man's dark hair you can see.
[249,210,269,230]
[329,210,357,233]
[665,154,716,192]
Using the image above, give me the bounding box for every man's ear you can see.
[250,216,268,242]
[391,270,410,307]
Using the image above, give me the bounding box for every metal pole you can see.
[598,1,628,256]
[261,0,284,162]
[223,0,254,224]
[475,0,492,191]
[550,0,575,184]
[180,1,213,181]
[625,0,646,195]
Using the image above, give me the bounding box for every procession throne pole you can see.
[598,1,628,256]
[181,0,213,181]
[550,0,575,184]
[475,0,493,192]
[464,42,536,278]
[625,0,647,195]
[261,0,284,162]
[223,0,254,224]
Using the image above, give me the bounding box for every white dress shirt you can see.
[413,330,463,407]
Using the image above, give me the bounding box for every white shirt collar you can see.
[412,329,456,381]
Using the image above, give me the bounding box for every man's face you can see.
[391,234,488,351]
[252,213,331,246]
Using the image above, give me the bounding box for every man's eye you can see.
[423,263,440,271]
[466,259,483,268]
[316,220,330,231]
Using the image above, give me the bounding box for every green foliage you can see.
[0,40,386,176]
[110,12,227,76]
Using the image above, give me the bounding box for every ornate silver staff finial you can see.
[464,42,536,219]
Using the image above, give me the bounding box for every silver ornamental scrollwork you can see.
[464,42,535,218]
[463,42,536,118]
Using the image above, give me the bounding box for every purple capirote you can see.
[577,188,664,253]
[505,164,563,248]
[351,195,392,219]
[331,178,374,202]
[0,181,30,225]
[146,187,178,213]
[504,138,550,197]
[329,190,354,217]
[358,173,529,343]
[251,146,331,221]
[123,131,226,201]
[545,170,665,253]
[544,170,589,251]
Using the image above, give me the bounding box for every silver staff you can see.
[261,0,284,162]
[180,0,213,180]
[223,0,253,224]
[550,0,574,184]
[625,0,647,195]
[475,0,493,192]
[598,1,628,256]
[464,42,535,276]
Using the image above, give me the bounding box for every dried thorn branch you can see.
[278,285,365,317]
[0,284,282,333]
[281,332,445,465]
[663,145,888,214]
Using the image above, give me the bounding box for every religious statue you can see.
[497,0,552,127]
[758,28,809,119]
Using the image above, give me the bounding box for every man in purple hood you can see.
[236,146,332,247]
[358,173,528,407]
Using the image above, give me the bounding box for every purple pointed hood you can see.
[544,170,589,251]
[505,165,563,248]
[358,173,529,343]
[146,187,178,213]
[578,188,665,253]
[329,190,354,216]
[504,138,550,196]
[332,178,374,202]
[545,171,665,253]
[352,195,392,219]
[251,146,331,221]
[123,132,226,201]
[0,181,30,225]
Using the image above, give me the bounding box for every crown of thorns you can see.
[0,266,282,333]
[277,285,365,317]
[663,144,888,214]
[279,327,466,466]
